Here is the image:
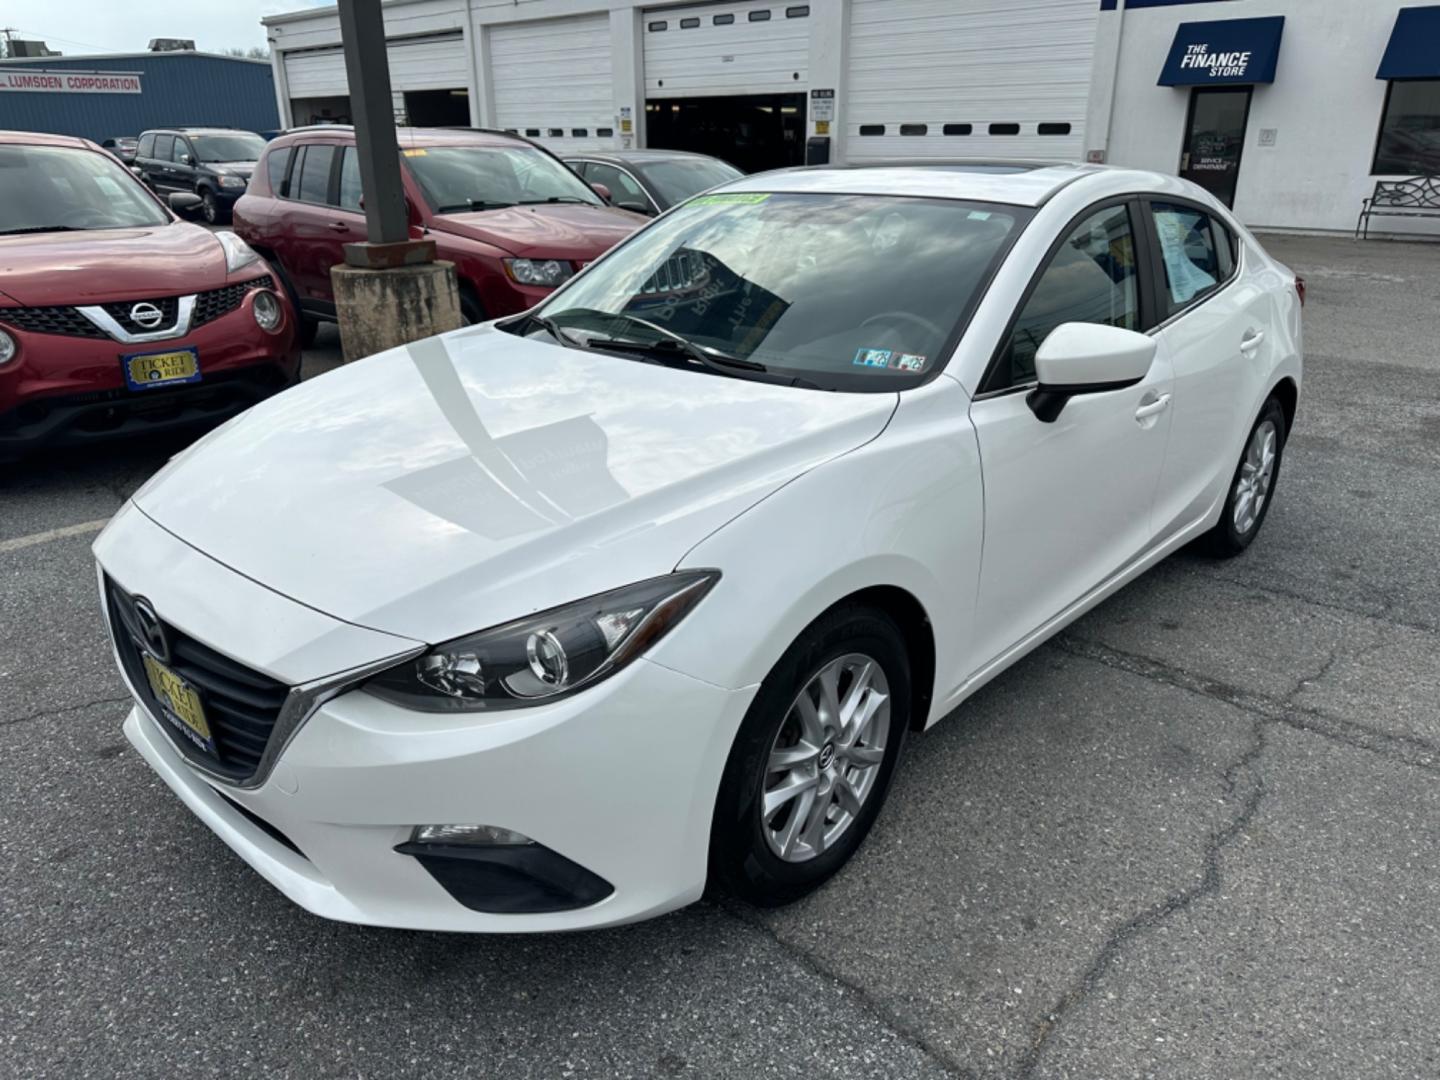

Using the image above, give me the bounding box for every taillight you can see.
[1295,276,1306,307]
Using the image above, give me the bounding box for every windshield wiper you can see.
[0,225,87,236]
[558,307,768,377]
[515,310,583,350]
[434,198,517,213]
[519,196,596,206]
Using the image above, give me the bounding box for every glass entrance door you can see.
[1179,87,1252,208]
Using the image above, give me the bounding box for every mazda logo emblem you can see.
[129,302,164,329]
[132,596,170,663]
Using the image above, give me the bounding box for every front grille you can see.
[0,305,107,338]
[100,296,181,334]
[106,577,290,783]
[193,275,274,329]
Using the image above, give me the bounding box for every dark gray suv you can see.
[135,127,267,224]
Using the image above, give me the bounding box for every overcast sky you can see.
[1,1,330,56]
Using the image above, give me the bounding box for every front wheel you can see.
[200,189,222,225]
[1203,396,1288,557]
[709,607,910,907]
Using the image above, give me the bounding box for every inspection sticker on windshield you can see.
[890,352,928,372]
[689,192,770,206]
[854,348,893,368]
[401,148,428,157]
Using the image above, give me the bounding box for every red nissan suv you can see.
[0,131,300,460]
[233,127,646,343]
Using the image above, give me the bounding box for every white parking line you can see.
[0,518,110,555]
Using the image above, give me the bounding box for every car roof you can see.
[269,125,530,150]
[142,127,251,135]
[563,150,721,164]
[721,162,1173,208]
[0,129,95,151]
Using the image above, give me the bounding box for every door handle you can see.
[1135,393,1172,421]
[1240,329,1265,353]
[328,221,350,233]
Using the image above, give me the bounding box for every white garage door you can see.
[643,1,810,98]
[284,33,467,100]
[491,15,614,153]
[285,47,347,99]
[846,0,1097,163]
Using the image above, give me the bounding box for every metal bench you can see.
[1355,175,1440,239]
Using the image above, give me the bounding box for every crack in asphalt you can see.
[718,900,978,1080]
[1055,635,1440,774]
[1,695,131,729]
[1012,716,1268,1079]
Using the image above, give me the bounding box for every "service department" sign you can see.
[0,69,142,94]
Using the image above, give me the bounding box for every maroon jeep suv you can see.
[233,127,647,343]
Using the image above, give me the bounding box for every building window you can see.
[680,17,700,29]
[989,123,1020,136]
[548,128,564,138]
[597,127,614,138]
[899,124,927,136]
[525,128,541,137]
[859,125,885,136]
[572,128,588,137]
[786,5,810,16]
[943,124,972,136]
[1038,122,1072,136]
[714,13,735,25]
[1373,80,1440,175]
[648,20,667,32]
[749,10,772,21]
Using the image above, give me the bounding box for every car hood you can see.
[427,204,645,260]
[209,162,255,177]
[0,222,226,306]
[133,327,896,644]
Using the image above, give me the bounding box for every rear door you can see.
[965,199,1174,675]
[282,142,344,306]
[147,133,176,191]
[1142,199,1273,539]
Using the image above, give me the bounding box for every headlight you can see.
[215,230,260,274]
[0,328,15,367]
[252,289,282,332]
[218,175,247,189]
[364,571,719,712]
[504,258,575,287]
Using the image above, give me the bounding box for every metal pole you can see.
[336,0,410,251]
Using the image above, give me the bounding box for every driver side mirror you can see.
[179,153,193,166]
[1026,323,1156,423]
[167,191,203,216]
[589,182,613,204]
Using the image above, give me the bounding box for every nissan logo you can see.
[132,596,170,663]
[129,302,165,329]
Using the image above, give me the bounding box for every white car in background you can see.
[96,163,1302,931]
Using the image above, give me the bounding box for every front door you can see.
[964,201,1174,678]
[1179,87,1252,208]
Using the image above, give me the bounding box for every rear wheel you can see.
[710,607,910,906]
[1203,396,1287,557]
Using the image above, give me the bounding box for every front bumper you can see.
[97,503,756,931]
[0,288,299,453]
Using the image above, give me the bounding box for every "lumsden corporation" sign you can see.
[0,69,142,94]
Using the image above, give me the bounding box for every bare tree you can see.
[220,46,270,60]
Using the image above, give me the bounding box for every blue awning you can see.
[1378,6,1440,80]
[1158,16,1286,87]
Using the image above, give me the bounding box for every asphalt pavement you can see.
[2,235,1438,1079]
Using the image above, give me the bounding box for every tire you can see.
[267,258,318,348]
[1202,395,1288,557]
[709,606,911,907]
[200,188,226,225]
[460,289,485,327]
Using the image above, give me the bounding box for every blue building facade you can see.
[0,52,279,142]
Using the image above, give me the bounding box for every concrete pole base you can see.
[331,261,464,363]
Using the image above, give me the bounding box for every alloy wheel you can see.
[761,653,891,863]
[1233,418,1278,534]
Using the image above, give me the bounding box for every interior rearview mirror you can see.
[167,191,203,215]
[1027,322,1157,423]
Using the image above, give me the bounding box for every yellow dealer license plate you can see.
[122,346,201,391]
[142,653,214,752]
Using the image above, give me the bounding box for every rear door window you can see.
[295,144,337,205]
[265,147,292,198]
[337,147,363,211]
[153,134,174,161]
[137,133,155,158]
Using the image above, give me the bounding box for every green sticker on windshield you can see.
[689,192,771,206]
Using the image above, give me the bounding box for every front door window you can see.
[1180,87,1252,208]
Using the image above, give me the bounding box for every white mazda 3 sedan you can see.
[96,164,1302,931]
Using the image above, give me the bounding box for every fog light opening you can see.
[252,289,283,333]
[411,823,534,846]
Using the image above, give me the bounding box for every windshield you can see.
[190,133,265,163]
[639,158,744,206]
[0,145,168,234]
[533,192,1025,391]
[405,145,604,213]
